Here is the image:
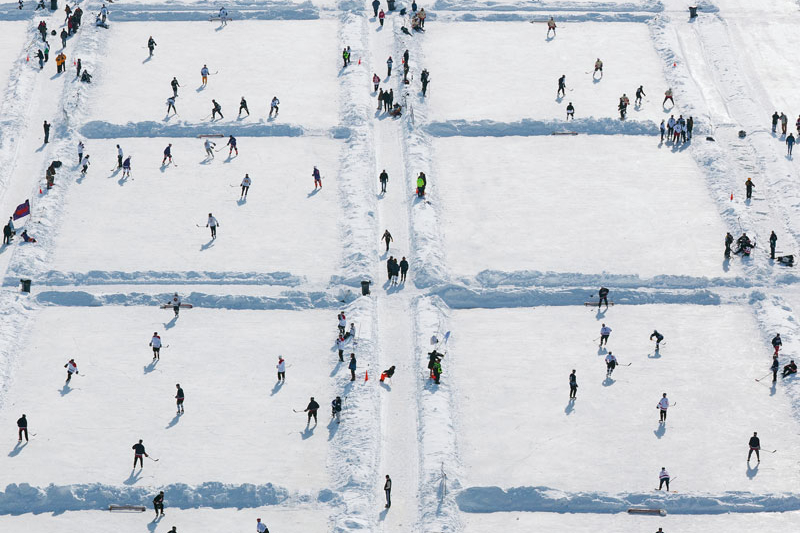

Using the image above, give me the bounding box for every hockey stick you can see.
[755,372,772,382]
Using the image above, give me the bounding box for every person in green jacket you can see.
[416,171,426,197]
[432,360,442,384]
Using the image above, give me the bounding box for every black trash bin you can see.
[689,5,698,18]
[50,0,57,11]
[20,279,31,293]
[361,280,371,296]
[387,0,395,11]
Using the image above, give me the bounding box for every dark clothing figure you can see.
[384,476,392,507]
[724,232,734,258]
[372,0,380,16]
[769,231,777,259]
[598,287,609,308]
[557,75,566,97]
[748,434,761,462]
[745,178,754,199]
[399,257,409,282]
[772,356,780,382]
[783,360,797,377]
[17,415,27,442]
[211,100,223,120]
[132,440,148,468]
[305,398,320,424]
[380,366,395,382]
[147,37,156,57]
[650,330,664,349]
[239,97,249,116]
[379,170,388,193]
[382,230,393,252]
[153,492,165,517]
[43,121,50,143]
[569,371,577,398]
[635,85,645,105]
[349,354,357,381]
[420,69,430,96]
[171,77,180,97]
[772,334,782,355]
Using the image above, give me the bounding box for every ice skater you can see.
[132,439,149,468]
[547,16,556,37]
[657,467,670,490]
[331,396,342,423]
[211,99,223,120]
[226,135,237,156]
[200,64,209,86]
[772,333,782,355]
[238,96,249,116]
[150,332,161,360]
[605,352,617,376]
[175,384,184,414]
[17,414,28,442]
[207,213,219,238]
[276,356,285,381]
[153,491,165,517]
[162,143,172,165]
[240,174,251,199]
[748,432,760,463]
[593,58,603,78]
[204,138,215,158]
[657,393,669,423]
[650,330,664,350]
[64,358,78,383]
[569,369,578,398]
[313,166,322,189]
[305,397,320,425]
[597,287,609,309]
[599,323,611,346]
[169,292,181,317]
[269,96,280,117]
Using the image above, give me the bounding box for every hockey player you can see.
[116,144,123,168]
[748,432,760,463]
[547,16,556,37]
[162,143,172,165]
[337,312,347,336]
[305,397,320,424]
[211,99,223,120]
[566,102,574,120]
[597,287,609,308]
[349,353,357,381]
[618,94,629,120]
[599,323,612,346]
[207,213,219,239]
[724,232,733,258]
[382,229,393,252]
[240,174,251,199]
[153,491,165,517]
[238,96,249,116]
[313,166,322,189]
[658,467,670,490]
[166,96,177,116]
[373,73,380,92]
[169,292,181,317]
[276,356,285,381]
[783,359,797,377]
[772,333,782,355]
[204,138,215,158]
[635,85,645,105]
[256,518,269,533]
[569,370,577,398]
[593,58,603,78]
[175,384,184,414]
[557,75,566,97]
[771,354,779,382]
[147,36,156,57]
[219,6,228,26]
[336,335,346,362]
[379,169,389,193]
[132,439,149,468]
[657,393,669,423]
[150,332,162,360]
[201,65,209,86]
[226,135,237,156]
[387,56,393,77]
[663,88,674,107]
[80,154,90,175]
[331,396,342,422]
[269,96,280,117]
[650,330,664,350]
[17,414,28,442]
[64,358,78,383]
[605,352,617,376]
[171,77,180,97]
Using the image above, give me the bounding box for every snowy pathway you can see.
[369,6,421,532]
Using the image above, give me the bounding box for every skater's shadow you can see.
[142,56,152,64]
[49,72,62,80]
[654,423,666,439]
[75,173,86,184]
[118,175,130,186]
[36,143,46,153]
[8,441,27,457]
[722,258,730,272]
[271,381,284,395]
[196,85,205,92]
[377,191,386,199]
[165,413,181,429]
[555,95,563,103]
[787,154,793,161]
[123,469,142,485]
[374,110,389,120]
[59,383,73,396]
[199,157,213,165]
[267,115,277,122]
[770,381,777,396]
[343,381,355,396]
[224,154,235,163]
[329,361,342,377]
[163,316,177,330]
[545,35,554,42]
[327,417,340,441]
[237,197,246,206]
[593,77,601,84]
[200,239,215,251]
[602,376,615,387]
[423,377,440,392]
[595,308,607,319]
[564,398,575,415]
[108,167,121,178]
[597,347,607,356]
[300,424,316,440]
[307,188,320,198]
[236,115,246,121]
[143,360,158,374]
[647,350,661,359]
[379,380,391,391]
[379,508,389,521]
[746,462,759,479]
[215,23,226,32]
[146,515,162,533]
[159,163,168,173]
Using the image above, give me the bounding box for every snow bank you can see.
[88,2,320,22]
[35,289,345,309]
[425,118,657,137]
[473,269,751,290]
[432,0,663,12]
[80,120,328,139]
[456,485,800,514]
[431,284,720,308]
[11,270,303,287]
[0,481,305,515]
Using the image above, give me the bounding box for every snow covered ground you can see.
[433,135,732,279]
[3,0,800,531]
[50,137,343,282]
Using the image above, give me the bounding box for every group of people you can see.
[770,112,798,155]
[385,255,409,286]
[659,114,694,144]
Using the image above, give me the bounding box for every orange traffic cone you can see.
[730,192,733,201]
[358,58,361,65]
[39,188,42,194]
[673,62,677,67]
[26,55,29,62]
[364,370,369,381]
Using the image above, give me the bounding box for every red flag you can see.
[13,200,30,220]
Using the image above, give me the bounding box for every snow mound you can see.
[425,118,658,137]
[79,121,351,139]
[94,2,320,22]
[13,270,303,287]
[473,269,752,290]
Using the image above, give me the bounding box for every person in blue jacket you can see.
[349,353,357,381]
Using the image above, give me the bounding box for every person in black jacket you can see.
[745,178,755,199]
[399,257,409,283]
[153,491,165,517]
[17,414,28,442]
[772,333,782,355]
[380,365,395,382]
[349,353,357,381]
[211,99,223,120]
[748,432,761,463]
[569,370,577,398]
[171,77,180,97]
[239,97,249,117]
[379,169,389,193]
[724,232,734,258]
[597,287,609,308]
[783,359,797,378]
[769,231,778,259]
[132,439,149,468]
[772,355,780,382]
[305,397,320,424]
[650,330,664,350]
[43,120,50,143]
[331,396,342,422]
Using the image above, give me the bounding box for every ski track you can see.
[1,0,800,527]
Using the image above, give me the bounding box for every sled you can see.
[551,131,578,135]
[627,508,666,516]
[584,302,615,306]
[109,505,146,512]
[160,303,194,309]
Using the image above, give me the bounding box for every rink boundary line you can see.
[456,484,800,515]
